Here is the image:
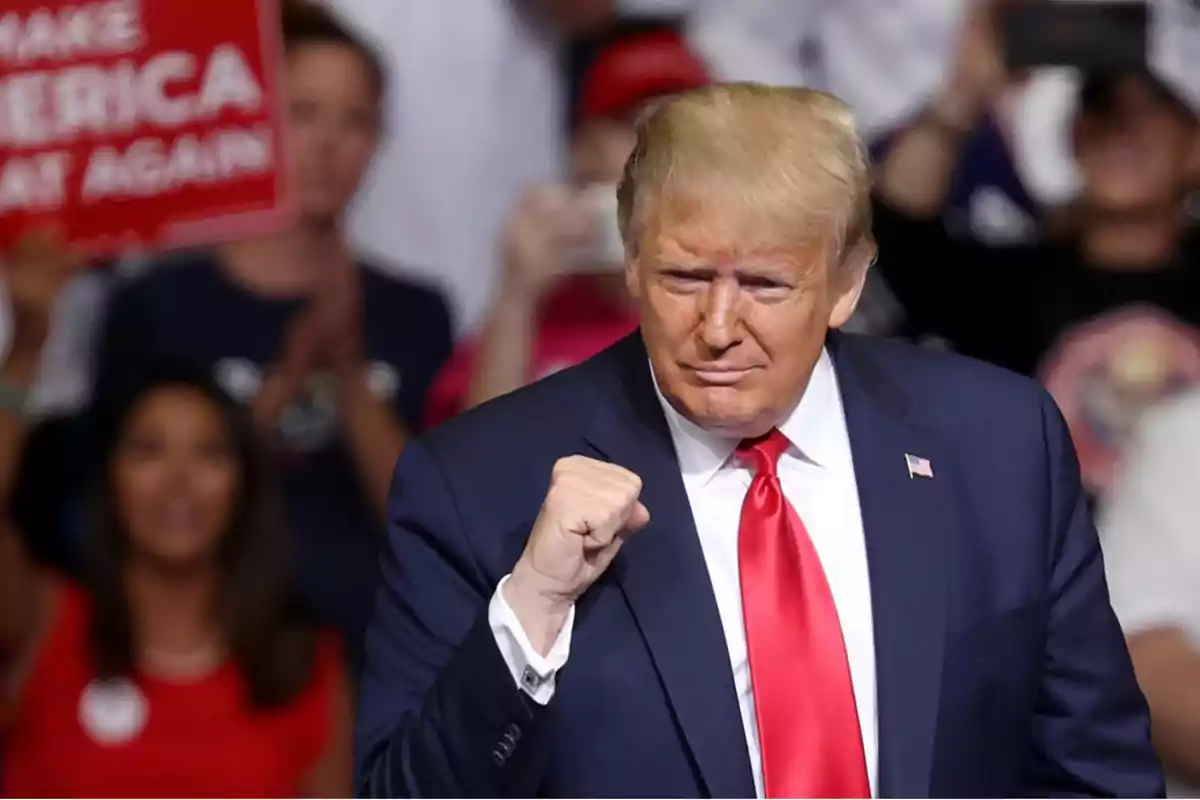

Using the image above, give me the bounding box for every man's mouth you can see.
[688,365,754,385]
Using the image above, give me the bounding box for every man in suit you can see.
[355,83,1164,798]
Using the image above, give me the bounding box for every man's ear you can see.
[624,253,643,301]
[827,241,875,330]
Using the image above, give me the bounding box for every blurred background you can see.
[2,0,1200,795]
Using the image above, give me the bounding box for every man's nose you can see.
[698,279,742,352]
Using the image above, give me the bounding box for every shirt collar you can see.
[651,347,844,486]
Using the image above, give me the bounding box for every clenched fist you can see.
[503,456,650,654]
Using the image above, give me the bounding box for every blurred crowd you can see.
[1,0,1200,795]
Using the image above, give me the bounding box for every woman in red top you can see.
[0,237,351,797]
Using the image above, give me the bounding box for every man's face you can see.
[1076,77,1199,214]
[628,209,867,438]
[285,43,379,226]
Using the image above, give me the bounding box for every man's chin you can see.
[676,391,775,439]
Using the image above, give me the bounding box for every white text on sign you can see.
[0,1,274,214]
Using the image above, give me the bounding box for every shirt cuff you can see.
[488,574,574,705]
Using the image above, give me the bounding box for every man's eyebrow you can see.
[656,263,797,284]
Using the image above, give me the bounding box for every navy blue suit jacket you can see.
[355,332,1163,798]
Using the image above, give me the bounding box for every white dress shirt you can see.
[489,349,879,797]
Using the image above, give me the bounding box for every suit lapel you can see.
[584,335,756,799]
[829,333,956,798]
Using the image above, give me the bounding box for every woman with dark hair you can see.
[0,235,350,796]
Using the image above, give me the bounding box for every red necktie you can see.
[738,430,870,798]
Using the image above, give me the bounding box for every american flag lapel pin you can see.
[905,453,933,479]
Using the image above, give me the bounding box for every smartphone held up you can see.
[999,1,1149,72]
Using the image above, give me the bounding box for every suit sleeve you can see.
[1022,391,1166,797]
[354,441,553,798]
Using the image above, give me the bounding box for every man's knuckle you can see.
[552,456,580,477]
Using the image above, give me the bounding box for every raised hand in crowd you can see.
[251,247,364,430]
[877,0,1027,215]
[250,244,402,520]
[934,0,1010,131]
[252,302,324,431]
[312,249,366,381]
[464,183,600,410]
[4,230,82,373]
[251,245,363,428]
[501,183,600,303]
[315,250,406,521]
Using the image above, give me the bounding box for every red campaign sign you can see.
[0,0,291,255]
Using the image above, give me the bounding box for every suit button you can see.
[506,723,521,741]
[491,748,507,767]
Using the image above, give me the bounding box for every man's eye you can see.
[741,276,786,289]
[663,270,707,283]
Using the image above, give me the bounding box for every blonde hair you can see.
[616,83,876,274]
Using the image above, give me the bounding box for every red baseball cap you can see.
[577,29,712,123]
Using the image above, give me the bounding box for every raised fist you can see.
[503,456,650,654]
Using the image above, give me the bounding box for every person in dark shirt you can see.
[91,1,453,664]
[873,47,1200,498]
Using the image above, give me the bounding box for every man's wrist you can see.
[503,566,574,657]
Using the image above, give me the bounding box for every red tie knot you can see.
[736,429,790,477]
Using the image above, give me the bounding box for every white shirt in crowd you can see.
[1099,389,1200,798]
[489,349,879,798]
